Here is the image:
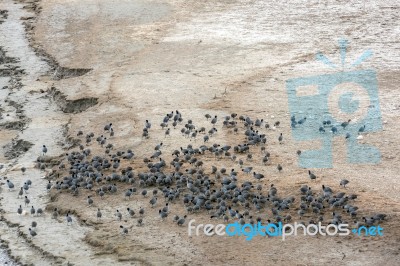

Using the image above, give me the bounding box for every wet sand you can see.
[0,0,399,265]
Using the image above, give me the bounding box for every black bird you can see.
[42,145,48,155]
[29,228,37,238]
[177,215,187,226]
[298,117,306,124]
[87,196,93,206]
[127,208,135,217]
[120,225,128,235]
[308,170,317,181]
[37,208,43,216]
[139,207,145,216]
[97,209,102,220]
[18,187,24,198]
[341,119,351,129]
[17,205,23,215]
[340,179,349,188]
[149,197,157,208]
[66,212,72,225]
[6,180,14,191]
[211,116,218,125]
[253,172,265,180]
[137,218,143,226]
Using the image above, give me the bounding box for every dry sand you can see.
[0,0,399,265]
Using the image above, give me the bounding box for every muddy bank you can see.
[0,0,399,265]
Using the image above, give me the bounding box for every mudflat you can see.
[0,0,399,265]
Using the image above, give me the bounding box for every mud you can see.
[0,0,399,265]
[3,139,34,159]
[47,87,98,114]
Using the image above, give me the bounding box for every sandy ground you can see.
[0,0,399,265]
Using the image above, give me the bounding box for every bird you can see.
[139,207,145,216]
[296,150,301,156]
[115,210,122,221]
[155,142,163,151]
[18,187,24,198]
[99,189,105,199]
[21,167,26,175]
[37,208,43,216]
[298,117,306,125]
[24,196,30,206]
[120,225,128,235]
[127,208,135,217]
[137,218,143,226]
[262,156,269,165]
[29,228,37,238]
[46,181,52,191]
[17,205,23,215]
[253,172,265,181]
[87,196,93,206]
[340,179,349,188]
[162,203,169,213]
[177,215,187,226]
[66,212,72,225]
[42,145,48,155]
[125,189,133,200]
[308,170,317,181]
[165,128,170,138]
[149,197,157,208]
[211,116,218,125]
[278,133,283,144]
[97,209,102,220]
[341,119,351,129]
[242,167,253,174]
[6,180,14,191]
[23,182,29,194]
[159,210,168,220]
[30,206,36,216]
[358,125,366,133]
[277,164,283,172]
[145,120,151,129]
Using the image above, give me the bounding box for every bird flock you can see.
[3,110,387,238]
